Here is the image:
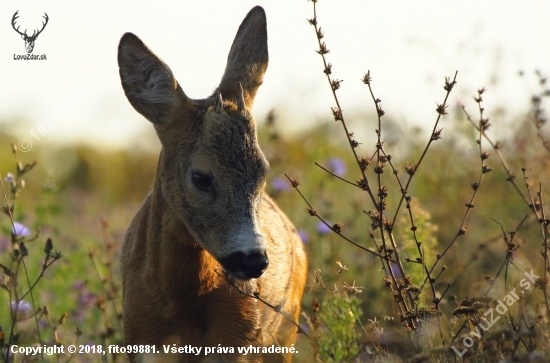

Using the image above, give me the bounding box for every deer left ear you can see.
[118,32,188,125]
[216,6,268,110]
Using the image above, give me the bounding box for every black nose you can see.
[241,252,269,278]
[219,251,269,279]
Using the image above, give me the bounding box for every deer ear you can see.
[216,6,268,110]
[118,33,187,124]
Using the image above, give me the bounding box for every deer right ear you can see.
[118,33,187,125]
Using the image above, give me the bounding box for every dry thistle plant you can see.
[278,1,550,361]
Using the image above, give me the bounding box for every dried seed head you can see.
[480,150,492,160]
[331,107,343,121]
[335,261,348,275]
[324,63,332,75]
[482,165,493,174]
[331,79,343,91]
[306,207,317,216]
[343,281,363,294]
[316,27,324,39]
[316,42,329,55]
[432,128,443,141]
[374,162,385,174]
[480,118,491,130]
[355,177,369,190]
[307,17,317,26]
[362,71,372,85]
[44,238,53,255]
[286,176,299,188]
[359,156,370,171]
[58,312,68,325]
[436,103,448,115]
[332,223,344,233]
[444,77,457,92]
[378,185,389,198]
[19,242,29,257]
[384,219,393,232]
[405,161,416,176]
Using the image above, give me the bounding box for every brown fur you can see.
[118,6,307,363]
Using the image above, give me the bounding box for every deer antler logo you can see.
[12,11,49,54]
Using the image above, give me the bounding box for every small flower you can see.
[271,177,290,192]
[12,222,31,237]
[389,264,402,279]
[11,300,32,313]
[80,292,96,309]
[73,280,85,291]
[317,221,332,235]
[297,229,309,244]
[327,157,346,177]
[4,173,15,184]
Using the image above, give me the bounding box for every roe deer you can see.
[118,6,307,363]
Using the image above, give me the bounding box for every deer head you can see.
[12,11,49,54]
[118,7,271,280]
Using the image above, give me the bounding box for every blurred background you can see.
[1,1,550,361]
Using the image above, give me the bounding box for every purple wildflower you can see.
[79,292,96,309]
[4,173,14,184]
[11,222,31,237]
[297,229,309,243]
[327,157,346,177]
[317,221,332,235]
[389,264,403,279]
[11,300,32,313]
[73,280,85,291]
[271,176,290,192]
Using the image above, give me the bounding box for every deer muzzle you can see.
[219,250,269,279]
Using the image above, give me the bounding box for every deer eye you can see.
[192,172,213,191]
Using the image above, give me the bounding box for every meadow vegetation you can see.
[1,1,550,362]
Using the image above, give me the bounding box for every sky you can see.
[1,1,549,151]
